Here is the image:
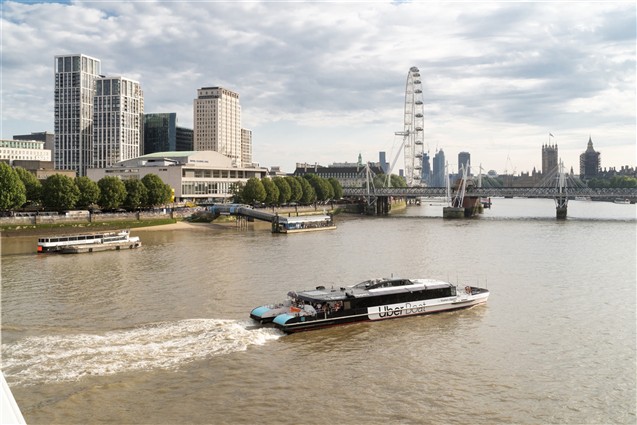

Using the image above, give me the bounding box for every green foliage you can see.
[0,163,26,210]
[242,177,266,204]
[124,179,148,210]
[41,174,80,211]
[14,167,42,204]
[261,177,280,205]
[98,176,127,210]
[610,176,637,188]
[230,182,244,203]
[296,176,316,204]
[304,174,333,201]
[327,178,343,199]
[285,176,302,203]
[142,174,172,207]
[75,176,101,209]
[272,177,291,205]
[390,174,407,188]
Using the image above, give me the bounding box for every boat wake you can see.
[2,318,282,387]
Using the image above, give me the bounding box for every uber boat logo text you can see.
[368,302,426,320]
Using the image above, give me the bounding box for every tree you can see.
[285,176,302,203]
[124,179,148,210]
[305,174,333,202]
[41,174,80,211]
[142,174,172,207]
[230,182,244,203]
[14,167,42,204]
[0,162,26,210]
[261,177,280,206]
[242,177,266,204]
[98,176,127,210]
[272,176,291,205]
[327,177,343,199]
[296,176,316,205]
[75,176,101,209]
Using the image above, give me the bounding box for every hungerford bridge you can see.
[342,164,637,218]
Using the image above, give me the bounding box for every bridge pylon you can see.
[555,161,568,219]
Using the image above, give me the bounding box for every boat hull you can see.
[60,239,141,254]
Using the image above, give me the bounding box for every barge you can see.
[251,277,489,333]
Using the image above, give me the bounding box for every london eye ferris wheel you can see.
[396,66,425,186]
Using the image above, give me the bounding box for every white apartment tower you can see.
[194,87,242,166]
[54,54,101,176]
[93,76,144,168]
[241,128,253,166]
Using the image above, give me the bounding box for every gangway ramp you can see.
[207,204,336,233]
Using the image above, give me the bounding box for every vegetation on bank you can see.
[232,174,344,206]
[0,217,177,235]
[586,175,637,188]
[0,162,173,212]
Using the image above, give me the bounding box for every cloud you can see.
[1,1,635,173]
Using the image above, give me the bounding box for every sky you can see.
[1,1,635,175]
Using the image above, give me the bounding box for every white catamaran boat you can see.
[37,230,141,254]
[250,277,489,333]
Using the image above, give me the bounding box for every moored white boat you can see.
[38,230,141,254]
[250,277,489,333]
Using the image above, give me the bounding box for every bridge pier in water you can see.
[555,196,568,220]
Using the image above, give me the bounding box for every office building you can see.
[0,139,51,164]
[13,131,55,153]
[54,54,101,176]
[579,136,600,179]
[194,86,242,166]
[421,152,431,185]
[176,127,194,152]
[93,76,144,169]
[379,151,389,174]
[144,113,193,154]
[542,143,558,175]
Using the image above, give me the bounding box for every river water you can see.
[1,198,635,424]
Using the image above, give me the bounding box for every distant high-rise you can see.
[54,54,101,176]
[579,136,600,179]
[458,151,470,175]
[241,128,253,166]
[93,76,144,168]
[432,149,446,187]
[421,152,431,185]
[379,151,389,174]
[194,86,242,166]
[542,143,558,175]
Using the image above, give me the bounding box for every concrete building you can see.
[0,139,51,164]
[54,54,102,176]
[542,143,558,175]
[194,87,242,166]
[93,76,144,169]
[421,152,431,185]
[86,151,267,203]
[579,136,600,179]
